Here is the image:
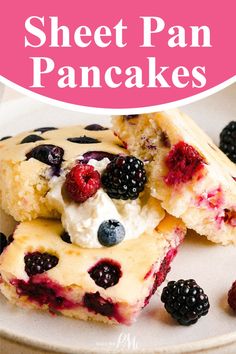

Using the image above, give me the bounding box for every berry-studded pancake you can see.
[113,110,236,245]
[0,124,125,221]
[0,216,186,325]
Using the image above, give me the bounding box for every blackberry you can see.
[220,121,236,163]
[83,292,115,317]
[24,252,59,276]
[0,232,8,254]
[101,155,147,200]
[161,279,210,326]
[88,259,122,289]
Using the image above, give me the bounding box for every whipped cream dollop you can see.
[47,158,163,248]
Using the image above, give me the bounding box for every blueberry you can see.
[33,127,58,133]
[20,135,45,144]
[67,136,101,144]
[26,144,64,166]
[84,124,108,131]
[98,220,125,247]
[0,233,8,254]
[60,231,72,244]
[0,136,12,141]
[80,151,117,164]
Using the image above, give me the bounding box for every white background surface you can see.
[0,84,236,354]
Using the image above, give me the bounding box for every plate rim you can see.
[1,325,236,354]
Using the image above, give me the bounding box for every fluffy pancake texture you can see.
[113,110,236,245]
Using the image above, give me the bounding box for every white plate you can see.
[0,85,236,354]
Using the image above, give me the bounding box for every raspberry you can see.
[144,248,177,308]
[161,279,210,325]
[228,281,236,311]
[24,252,59,276]
[164,142,205,186]
[88,259,122,289]
[65,164,101,203]
[101,155,147,200]
[220,121,236,163]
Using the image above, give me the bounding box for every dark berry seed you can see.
[83,292,115,317]
[60,232,72,244]
[67,136,101,144]
[24,252,59,276]
[26,144,64,166]
[0,233,8,254]
[88,259,122,289]
[98,220,125,247]
[160,131,171,148]
[20,135,45,144]
[123,115,139,119]
[84,124,108,131]
[33,127,58,133]
[0,136,12,141]
[80,151,117,164]
[220,121,236,163]
[161,279,209,326]
[102,155,147,200]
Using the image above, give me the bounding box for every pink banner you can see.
[0,0,235,109]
